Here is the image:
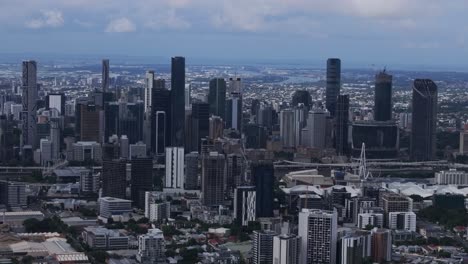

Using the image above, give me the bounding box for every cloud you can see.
[25,10,64,29]
[105,17,136,33]
[145,10,191,30]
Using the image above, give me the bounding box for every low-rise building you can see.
[82,227,129,250]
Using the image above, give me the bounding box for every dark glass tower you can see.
[208,78,227,120]
[252,161,274,218]
[102,159,127,199]
[102,59,109,92]
[151,88,171,155]
[326,58,341,116]
[374,70,393,121]
[171,57,185,147]
[130,158,153,209]
[411,79,437,161]
[335,94,349,156]
[190,102,210,152]
[291,90,312,111]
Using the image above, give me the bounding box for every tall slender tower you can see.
[21,60,38,149]
[374,70,393,121]
[411,79,437,161]
[171,57,185,147]
[335,94,349,156]
[208,78,227,120]
[102,59,109,92]
[326,58,341,116]
[280,109,296,148]
[144,70,155,113]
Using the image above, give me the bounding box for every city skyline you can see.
[1,1,468,68]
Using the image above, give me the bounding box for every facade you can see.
[381,192,412,226]
[165,147,184,190]
[144,70,155,113]
[102,159,127,199]
[371,228,392,263]
[82,227,128,250]
[335,94,349,156]
[459,131,468,154]
[252,162,274,218]
[326,58,341,116]
[137,229,166,264]
[280,109,295,148]
[357,213,384,229]
[434,169,468,185]
[190,102,210,152]
[46,93,65,115]
[226,154,245,195]
[337,232,372,264]
[388,212,416,232]
[98,197,132,219]
[170,56,185,147]
[145,192,170,222]
[351,121,399,159]
[305,109,327,149]
[151,87,171,155]
[21,60,38,149]
[208,78,227,120]
[129,142,147,159]
[201,152,226,206]
[374,70,393,121]
[226,92,242,131]
[272,234,300,264]
[71,141,102,162]
[79,104,102,142]
[298,209,338,264]
[185,152,199,190]
[411,79,437,161]
[130,158,153,209]
[291,90,312,111]
[252,230,276,264]
[102,59,109,92]
[233,186,256,226]
[0,181,27,208]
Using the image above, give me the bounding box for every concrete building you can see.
[381,192,412,226]
[165,147,184,190]
[337,232,372,264]
[145,192,170,222]
[0,181,27,208]
[21,60,38,150]
[82,227,128,250]
[371,228,392,263]
[435,169,468,185]
[185,152,199,190]
[71,141,102,162]
[98,197,132,220]
[137,228,165,264]
[280,109,296,148]
[298,209,338,264]
[129,142,147,159]
[252,230,276,264]
[388,212,416,232]
[233,186,256,226]
[304,109,327,149]
[272,234,300,264]
[357,213,383,229]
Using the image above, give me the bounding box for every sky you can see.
[1,0,468,68]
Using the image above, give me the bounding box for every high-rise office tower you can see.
[170,57,185,147]
[335,94,349,156]
[102,59,109,92]
[190,102,210,152]
[49,118,60,160]
[380,192,412,227]
[229,77,242,94]
[0,115,15,164]
[374,70,393,121]
[337,232,372,264]
[201,151,225,206]
[298,209,338,264]
[137,228,166,264]
[79,104,102,142]
[120,135,129,159]
[234,186,256,226]
[185,152,199,190]
[46,93,65,115]
[226,154,245,195]
[252,162,274,218]
[102,159,127,199]
[131,158,153,209]
[165,147,184,190]
[21,60,38,149]
[151,88,171,155]
[371,229,392,263]
[280,109,296,148]
[105,101,144,144]
[326,58,341,116]
[257,104,274,131]
[145,70,155,113]
[291,90,312,111]
[252,230,277,264]
[272,234,301,264]
[185,83,191,108]
[305,109,327,149]
[208,78,227,120]
[411,79,437,161]
[251,99,260,116]
[226,93,242,131]
[294,105,307,147]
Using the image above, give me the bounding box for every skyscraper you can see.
[305,109,326,149]
[374,70,393,121]
[272,234,301,264]
[226,154,245,195]
[21,60,38,149]
[46,93,65,115]
[252,230,276,264]
[335,94,349,156]
[137,228,166,264]
[185,152,199,190]
[371,229,392,263]
[190,102,209,152]
[102,159,127,199]
[280,109,296,148]
[201,152,225,206]
[326,58,341,116]
[165,147,184,190]
[252,162,274,218]
[234,186,256,226]
[411,79,437,161]
[226,93,242,131]
[79,104,102,142]
[298,209,338,264]
[131,158,153,209]
[228,77,242,94]
[171,57,186,147]
[337,232,372,264]
[151,88,171,155]
[144,70,155,113]
[208,78,227,120]
[102,59,109,92]
[291,90,312,111]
